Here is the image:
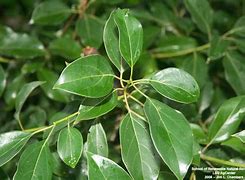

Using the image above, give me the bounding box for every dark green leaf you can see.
[15,81,44,123]
[87,123,108,157]
[144,98,193,180]
[0,131,31,166]
[198,82,214,114]
[234,38,245,54]
[230,16,245,37]
[0,65,6,97]
[31,1,71,25]
[184,0,213,35]
[223,52,245,95]
[114,9,143,67]
[149,68,200,103]
[221,130,245,153]
[87,152,131,180]
[76,92,117,121]
[192,140,201,166]
[49,36,81,60]
[120,114,160,180]
[208,96,245,144]
[190,123,207,144]
[76,15,104,48]
[57,127,83,168]
[54,55,114,98]
[14,141,53,180]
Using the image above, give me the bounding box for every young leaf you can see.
[87,152,132,180]
[76,92,118,122]
[120,114,160,180]
[31,1,71,25]
[103,10,121,71]
[54,55,114,98]
[149,68,200,103]
[15,81,44,123]
[76,15,104,48]
[14,141,53,180]
[144,98,193,180]
[0,65,6,97]
[0,131,31,166]
[114,9,143,67]
[223,52,245,95]
[57,127,83,168]
[208,96,245,144]
[87,123,108,157]
[184,0,213,35]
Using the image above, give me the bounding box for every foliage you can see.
[0,0,245,179]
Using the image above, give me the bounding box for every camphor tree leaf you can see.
[0,131,32,166]
[14,81,44,124]
[208,96,245,144]
[54,55,114,98]
[87,152,132,180]
[103,10,121,71]
[149,68,200,103]
[49,36,81,60]
[230,16,245,37]
[76,91,118,122]
[114,9,143,67]
[14,141,53,180]
[184,0,213,35]
[87,123,108,157]
[120,114,160,180]
[221,130,245,153]
[223,51,245,95]
[0,65,6,97]
[144,98,194,180]
[57,127,83,168]
[31,1,71,25]
[76,15,104,48]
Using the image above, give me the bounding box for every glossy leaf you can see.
[114,9,143,67]
[184,0,213,34]
[190,123,207,144]
[120,114,160,180]
[37,68,69,102]
[231,16,245,37]
[31,1,71,25]
[103,10,121,71]
[87,152,132,180]
[57,127,83,168]
[198,82,214,114]
[144,98,193,180]
[49,36,81,60]
[54,55,114,98]
[14,141,53,180]
[76,15,104,48]
[15,81,44,123]
[232,130,245,143]
[0,65,6,97]
[0,131,31,166]
[87,123,108,157]
[223,52,245,95]
[149,68,200,103]
[222,131,245,153]
[208,96,245,144]
[76,92,117,121]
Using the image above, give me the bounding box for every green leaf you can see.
[0,131,31,166]
[37,68,69,102]
[221,131,245,154]
[49,36,81,60]
[87,152,132,180]
[120,114,160,180]
[144,98,193,180]
[192,140,201,166]
[14,141,53,180]
[0,65,6,97]
[198,82,214,114]
[76,92,117,121]
[103,10,121,71]
[190,123,207,144]
[87,123,108,157]
[223,52,245,95]
[54,55,114,98]
[208,96,245,144]
[14,81,44,123]
[144,99,193,179]
[57,127,83,168]
[184,0,213,35]
[31,1,71,25]
[114,9,143,67]
[234,38,245,54]
[232,130,245,143]
[230,16,245,37]
[76,15,104,48]
[149,68,200,103]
